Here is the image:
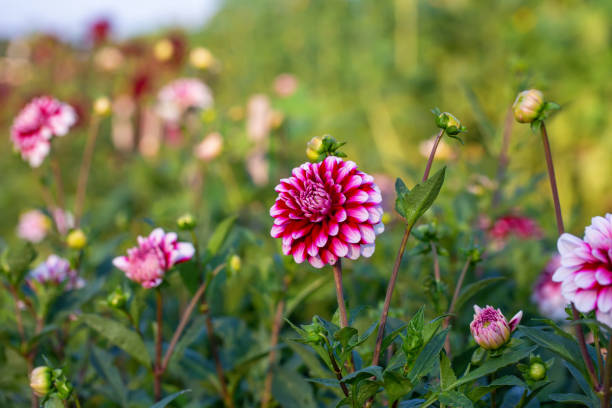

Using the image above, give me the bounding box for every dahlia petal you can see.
[315,226,328,247]
[597,287,612,313]
[308,255,325,268]
[293,242,306,263]
[574,289,598,313]
[271,224,285,238]
[508,311,523,332]
[358,224,375,244]
[574,271,597,289]
[174,242,195,263]
[331,238,348,258]
[596,310,612,328]
[112,256,129,271]
[347,206,369,222]
[347,244,361,260]
[150,228,165,243]
[307,240,319,257]
[596,267,612,285]
[332,208,347,222]
[340,224,361,244]
[557,233,585,256]
[373,222,385,235]
[367,206,383,224]
[360,243,375,258]
[346,190,369,204]
[343,175,363,191]
[320,249,337,265]
[552,266,578,282]
[327,221,339,236]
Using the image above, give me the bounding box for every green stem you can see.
[154,289,163,401]
[332,260,349,328]
[602,334,612,407]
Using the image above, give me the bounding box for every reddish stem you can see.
[154,290,163,401]
[422,129,444,182]
[333,260,349,328]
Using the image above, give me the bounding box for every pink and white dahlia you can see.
[532,255,567,320]
[17,210,51,243]
[29,255,85,291]
[157,78,213,122]
[470,305,523,350]
[270,156,384,268]
[112,228,194,289]
[486,213,543,250]
[553,214,612,326]
[11,96,77,167]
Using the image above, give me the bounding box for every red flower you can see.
[270,157,384,268]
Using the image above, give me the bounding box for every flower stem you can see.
[154,289,163,401]
[205,306,233,408]
[74,115,100,226]
[261,277,290,408]
[328,346,349,397]
[422,129,444,182]
[430,242,441,283]
[540,122,599,389]
[332,260,349,328]
[443,257,473,356]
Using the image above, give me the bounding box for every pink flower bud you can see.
[512,89,544,123]
[29,366,52,397]
[470,305,522,350]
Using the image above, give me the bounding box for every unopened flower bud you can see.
[107,287,128,309]
[153,39,174,61]
[189,47,215,70]
[529,362,546,381]
[29,366,52,397]
[435,111,465,136]
[54,377,73,400]
[306,136,323,162]
[66,229,87,250]
[177,213,196,231]
[512,89,544,123]
[229,255,241,273]
[470,305,522,350]
[93,97,112,116]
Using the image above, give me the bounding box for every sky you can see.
[0,0,221,40]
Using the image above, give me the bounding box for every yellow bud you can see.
[177,213,196,230]
[513,89,544,123]
[306,136,323,161]
[381,213,392,225]
[66,229,87,250]
[201,108,217,124]
[93,97,111,116]
[29,366,52,397]
[154,39,174,61]
[189,47,215,70]
[229,255,241,273]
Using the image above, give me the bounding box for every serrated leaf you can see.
[439,390,474,407]
[453,277,506,314]
[408,328,449,382]
[1,241,36,284]
[206,216,237,256]
[334,327,358,349]
[43,396,64,408]
[395,167,446,227]
[341,365,383,385]
[80,314,151,367]
[91,347,129,407]
[440,352,457,390]
[383,371,413,404]
[548,393,593,407]
[149,389,191,408]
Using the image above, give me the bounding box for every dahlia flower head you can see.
[11,96,77,167]
[157,78,213,122]
[532,255,567,320]
[487,213,543,250]
[470,305,523,350]
[553,214,612,326]
[270,157,384,268]
[113,228,195,289]
[17,210,51,243]
[29,255,85,291]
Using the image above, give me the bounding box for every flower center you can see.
[133,248,163,280]
[297,181,332,221]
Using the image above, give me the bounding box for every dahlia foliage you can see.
[270,156,384,268]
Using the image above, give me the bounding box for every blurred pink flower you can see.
[194,132,223,161]
[157,78,213,122]
[29,255,85,290]
[532,255,567,320]
[487,213,543,249]
[273,73,298,97]
[11,96,76,167]
[470,305,522,350]
[553,214,612,326]
[88,18,112,46]
[113,228,194,289]
[270,157,384,268]
[17,210,51,243]
[246,94,271,143]
[52,208,74,236]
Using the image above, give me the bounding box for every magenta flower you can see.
[270,157,384,268]
[487,213,543,249]
[11,96,77,167]
[113,228,194,289]
[470,305,523,350]
[157,78,213,122]
[553,214,612,326]
[29,255,85,291]
[532,255,567,320]
[17,210,51,243]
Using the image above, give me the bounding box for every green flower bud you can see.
[107,287,128,309]
[66,229,87,250]
[177,213,196,231]
[302,319,327,345]
[306,136,323,162]
[228,255,241,274]
[529,362,546,381]
[29,366,52,397]
[512,89,544,123]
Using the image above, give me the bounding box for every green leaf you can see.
[206,216,237,256]
[334,327,358,349]
[467,375,526,401]
[271,367,317,408]
[439,390,474,407]
[381,323,409,351]
[352,380,381,408]
[549,393,594,407]
[395,167,446,226]
[80,314,151,367]
[1,241,36,284]
[342,366,383,385]
[91,347,129,407]
[42,396,64,408]
[518,326,585,376]
[383,371,413,404]
[408,328,449,382]
[453,277,506,314]
[449,345,536,389]
[285,276,328,317]
[149,389,191,408]
[440,352,457,390]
